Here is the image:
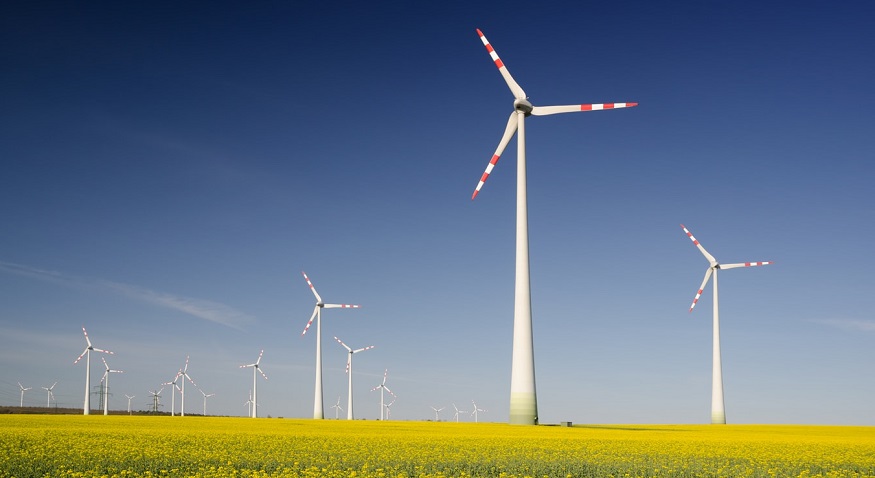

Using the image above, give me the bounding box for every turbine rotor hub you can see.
[513,98,533,116]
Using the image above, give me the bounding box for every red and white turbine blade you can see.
[476,29,526,100]
[690,268,714,313]
[472,112,518,200]
[183,355,190,373]
[681,224,718,265]
[82,327,92,348]
[92,347,114,355]
[301,306,319,336]
[73,348,88,364]
[720,261,773,270]
[531,102,638,116]
[382,368,388,386]
[352,345,375,354]
[255,350,263,366]
[302,271,323,304]
[334,336,352,352]
[101,357,110,370]
[345,355,351,374]
[258,368,268,381]
[324,303,361,309]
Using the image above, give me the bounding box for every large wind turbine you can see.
[199,389,215,416]
[42,382,57,407]
[300,271,361,420]
[73,327,113,415]
[334,336,374,420]
[471,29,637,425]
[163,370,182,416]
[681,224,772,424]
[17,382,31,407]
[177,356,198,417]
[99,357,124,415]
[240,350,267,418]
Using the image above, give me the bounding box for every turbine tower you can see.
[73,327,114,415]
[681,224,773,424]
[240,350,267,418]
[42,382,57,407]
[300,271,361,419]
[99,357,124,415]
[471,29,637,425]
[17,382,31,407]
[334,336,374,420]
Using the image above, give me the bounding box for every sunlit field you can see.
[1,415,873,477]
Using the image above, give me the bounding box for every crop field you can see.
[1,415,873,477]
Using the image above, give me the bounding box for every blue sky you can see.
[1,1,873,424]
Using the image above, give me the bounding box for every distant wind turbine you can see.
[430,406,445,421]
[199,389,215,416]
[177,356,198,417]
[125,394,135,414]
[370,369,392,420]
[334,336,374,420]
[470,29,637,425]
[240,350,267,418]
[162,371,182,416]
[471,400,487,423]
[300,271,361,419]
[17,382,31,407]
[41,382,57,407]
[244,390,253,417]
[384,391,397,420]
[99,357,124,415]
[452,403,466,423]
[681,224,773,424]
[73,326,114,415]
[330,396,344,419]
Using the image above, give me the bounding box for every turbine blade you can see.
[323,303,361,309]
[301,306,319,336]
[92,347,114,355]
[345,355,351,374]
[681,224,718,265]
[302,271,324,304]
[690,268,714,312]
[73,348,88,364]
[382,368,387,386]
[352,345,375,354]
[531,102,638,116]
[183,355,190,373]
[258,368,268,380]
[334,336,352,352]
[719,261,773,270]
[82,327,92,347]
[256,350,263,365]
[476,29,526,99]
[472,112,518,200]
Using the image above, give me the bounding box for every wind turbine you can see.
[471,400,487,423]
[125,394,135,414]
[384,391,397,420]
[452,403,466,423]
[370,369,391,420]
[73,326,114,415]
[243,390,254,417]
[240,350,267,418]
[330,396,344,419]
[300,271,361,419]
[177,355,198,417]
[41,382,57,407]
[17,382,31,407]
[148,388,163,413]
[430,406,445,421]
[99,357,124,415]
[681,224,773,425]
[470,29,637,425]
[199,389,215,416]
[334,336,374,420]
[162,371,182,416]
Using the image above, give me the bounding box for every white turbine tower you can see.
[681,224,773,424]
[125,394,135,414]
[240,350,267,418]
[334,336,374,420]
[73,326,114,415]
[452,403,466,423]
[199,389,215,416]
[177,356,198,417]
[42,382,57,407]
[330,396,344,419]
[430,406,445,421]
[17,382,31,407]
[470,29,637,425]
[99,357,124,415]
[162,371,182,416]
[471,400,487,423]
[300,271,361,420]
[370,369,391,420]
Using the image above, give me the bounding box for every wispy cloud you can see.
[0,260,254,330]
[809,318,875,333]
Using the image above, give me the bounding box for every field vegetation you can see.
[1,415,873,477]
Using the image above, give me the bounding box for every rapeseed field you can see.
[1,415,873,477]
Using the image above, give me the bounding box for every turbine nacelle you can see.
[513,98,533,116]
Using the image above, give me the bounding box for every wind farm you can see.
[1,5,873,473]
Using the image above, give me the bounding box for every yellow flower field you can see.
[1,415,873,477]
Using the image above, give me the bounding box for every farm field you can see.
[1,415,873,477]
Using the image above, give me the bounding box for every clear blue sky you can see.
[1,1,873,424]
